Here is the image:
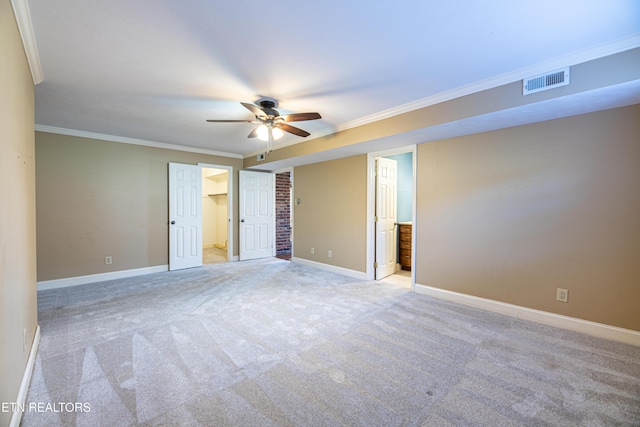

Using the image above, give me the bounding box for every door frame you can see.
[199,163,234,262]
[366,145,417,288]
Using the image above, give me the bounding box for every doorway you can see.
[201,166,231,265]
[367,146,416,289]
[168,163,232,271]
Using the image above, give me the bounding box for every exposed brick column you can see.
[275,172,292,256]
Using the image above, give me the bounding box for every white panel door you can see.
[239,170,275,261]
[169,163,203,271]
[375,157,397,279]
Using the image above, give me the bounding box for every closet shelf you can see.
[208,193,227,197]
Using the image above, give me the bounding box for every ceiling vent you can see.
[523,67,570,95]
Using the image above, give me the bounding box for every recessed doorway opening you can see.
[367,145,416,290]
[202,167,230,265]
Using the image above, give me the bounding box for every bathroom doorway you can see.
[367,146,416,289]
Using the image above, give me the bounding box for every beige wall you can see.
[0,1,38,424]
[36,132,243,281]
[293,155,367,272]
[416,104,640,331]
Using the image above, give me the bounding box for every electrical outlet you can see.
[328,250,332,258]
[556,288,568,303]
[105,256,112,265]
[310,248,314,255]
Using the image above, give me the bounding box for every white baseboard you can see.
[415,283,640,347]
[291,257,367,280]
[37,265,169,291]
[10,325,40,427]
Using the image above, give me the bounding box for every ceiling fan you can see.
[206,99,321,153]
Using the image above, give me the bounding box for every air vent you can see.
[523,67,570,95]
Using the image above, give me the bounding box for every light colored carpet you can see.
[23,258,640,426]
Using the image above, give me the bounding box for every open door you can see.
[169,163,203,270]
[375,157,397,279]
[239,170,275,260]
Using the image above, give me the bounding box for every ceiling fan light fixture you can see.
[256,124,285,141]
[272,127,284,140]
[256,124,269,141]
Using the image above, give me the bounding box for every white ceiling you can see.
[27,0,640,162]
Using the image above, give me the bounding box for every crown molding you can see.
[11,0,43,85]
[246,35,640,160]
[336,35,640,132]
[35,125,243,159]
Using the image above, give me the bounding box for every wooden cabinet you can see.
[398,223,412,271]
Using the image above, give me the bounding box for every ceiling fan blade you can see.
[206,119,256,123]
[241,102,267,118]
[281,112,322,122]
[279,123,310,137]
[247,127,259,138]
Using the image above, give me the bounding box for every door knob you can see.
[240,219,245,223]
[170,220,176,225]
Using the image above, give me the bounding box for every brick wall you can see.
[275,171,292,255]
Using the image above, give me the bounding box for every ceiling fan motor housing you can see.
[258,100,279,117]
[258,100,276,109]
